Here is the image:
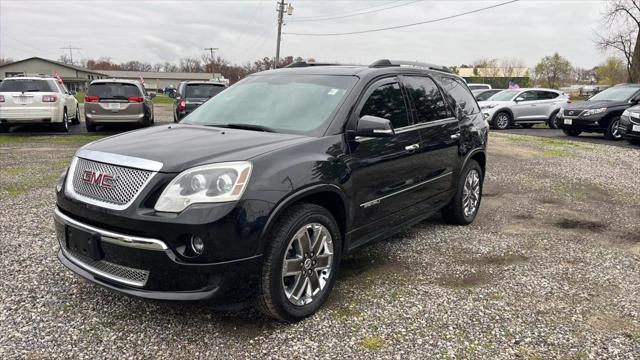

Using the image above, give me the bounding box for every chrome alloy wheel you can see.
[462,169,481,218]
[281,223,334,306]
[496,114,509,129]
[611,119,622,139]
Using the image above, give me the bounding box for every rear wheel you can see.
[58,110,69,133]
[548,110,560,129]
[256,203,341,321]
[605,118,623,140]
[71,105,80,125]
[562,129,581,137]
[493,112,511,130]
[442,159,483,225]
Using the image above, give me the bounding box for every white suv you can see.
[0,76,80,133]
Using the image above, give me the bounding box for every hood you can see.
[564,99,629,110]
[81,124,312,172]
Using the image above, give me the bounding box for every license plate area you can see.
[633,124,640,132]
[66,226,104,261]
[107,103,121,110]
[564,119,572,125]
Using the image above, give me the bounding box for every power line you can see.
[291,0,405,20]
[288,0,423,23]
[285,0,520,36]
[60,45,81,64]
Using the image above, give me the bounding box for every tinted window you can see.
[468,84,490,91]
[87,83,141,99]
[359,82,409,129]
[519,91,537,101]
[589,86,640,102]
[403,76,451,123]
[184,84,225,98]
[0,79,56,92]
[476,90,499,101]
[536,91,559,100]
[434,75,480,115]
[183,75,357,135]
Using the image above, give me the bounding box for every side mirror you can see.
[355,115,395,137]
[515,97,525,102]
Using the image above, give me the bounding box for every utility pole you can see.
[275,1,293,69]
[60,45,81,65]
[204,47,219,79]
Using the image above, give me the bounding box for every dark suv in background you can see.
[54,60,488,321]
[558,84,640,140]
[173,81,226,122]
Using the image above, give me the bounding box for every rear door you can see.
[347,77,424,243]
[401,75,460,201]
[534,90,561,119]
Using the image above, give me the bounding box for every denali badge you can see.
[82,170,116,189]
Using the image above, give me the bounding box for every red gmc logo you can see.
[82,170,115,189]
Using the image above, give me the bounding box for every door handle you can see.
[404,143,420,151]
[450,133,461,140]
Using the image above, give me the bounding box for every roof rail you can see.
[285,62,342,68]
[369,59,452,73]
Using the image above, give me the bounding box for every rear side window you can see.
[536,91,559,100]
[0,79,56,92]
[434,75,480,115]
[87,83,141,99]
[360,82,410,129]
[184,84,225,98]
[403,76,451,123]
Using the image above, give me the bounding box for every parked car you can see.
[472,89,502,101]
[618,105,640,145]
[84,79,155,132]
[173,81,226,122]
[163,87,177,98]
[467,83,492,91]
[558,84,640,140]
[53,59,488,321]
[0,75,80,133]
[479,88,569,130]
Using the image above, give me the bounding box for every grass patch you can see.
[74,91,85,103]
[543,148,571,157]
[152,94,174,105]
[361,336,384,351]
[0,134,106,147]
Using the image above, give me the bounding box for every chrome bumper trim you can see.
[54,207,168,251]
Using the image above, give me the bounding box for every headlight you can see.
[583,108,607,116]
[154,162,252,213]
[622,109,630,118]
[630,111,640,119]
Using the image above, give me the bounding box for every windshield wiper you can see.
[224,123,275,133]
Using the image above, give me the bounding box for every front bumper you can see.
[54,207,262,301]
[558,115,605,133]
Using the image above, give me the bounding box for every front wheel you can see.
[85,121,96,132]
[548,111,560,129]
[605,118,623,140]
[492,112,511,130]
[442,160,483,225]
[256,203,341,321]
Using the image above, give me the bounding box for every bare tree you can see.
[597,0,640,82]
[58,54,72,64]
[472,58,501,78]
[500,58,526,79]
[179,57,203,72]
[152,63,163,72]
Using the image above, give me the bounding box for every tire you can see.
[628,138,640,146]
[492,112,511,130]
[548,110,560,129]
[58,110,69,133]
[0,124,9,133]
[605,117,623,140]
[562,129,581,137]
[442,159,483,225]
[86,121,96,132]
[256,203,342,322]
[71,105,81,125]
[521,124,534,129]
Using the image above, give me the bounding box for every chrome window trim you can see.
[76,149,163,172]
[360,171,453,208]
[395,117,457,134]
[64,156,158,211]
[54,207,168,251]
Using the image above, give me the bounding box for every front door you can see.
[347,78,424,243]
[512,90,538,120]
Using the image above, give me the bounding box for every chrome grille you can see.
[67,249,150,287]
[563,109,582,117]
[71,158,153,206]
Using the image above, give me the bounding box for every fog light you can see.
[189,235,205,255]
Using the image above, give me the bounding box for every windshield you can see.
[468,85,490,90]
[0,79,55,92]
[184,83,225,98]
[88,83,141,99]
[182,74,357,135]
[476,90,498,101]
[489,89,519,101]
[588,86,639,102]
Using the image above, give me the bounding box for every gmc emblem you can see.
[82,170,116,189]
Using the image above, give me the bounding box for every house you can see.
[0,57,108,91]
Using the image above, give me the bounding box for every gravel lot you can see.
[1,132,639,359]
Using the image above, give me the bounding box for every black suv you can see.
[559,84,640,140]
[173,81,226,122]
[53,60,488,321]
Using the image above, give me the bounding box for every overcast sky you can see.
[0,0,612,69]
